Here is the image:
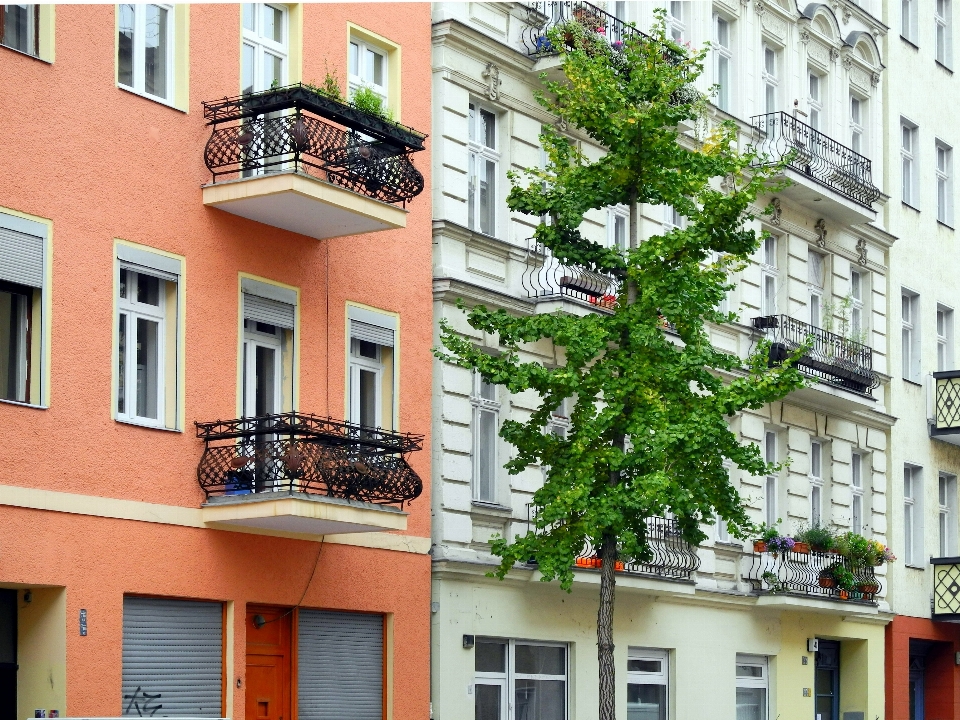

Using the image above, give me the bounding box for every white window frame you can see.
[627,648,669,719]
[810,441,823,527]
[241,3,288,95]
[939,472,958,557]
[808,250,825,329]
[472,371,501,504]
[902,0,918,44]
[807,70,823,130]
[850,93,865,156]
[938,304,954,372]
[243,320,284,418]
[936,141,953,226]
[349,338,384,429]
[468,102,500,237]
[608,207,628,253]
[904,464,924,567]
[349,36,389,105]
[764,430,778,528]
[850,268,865,340]
[937,0,952,67]
[474,639,568,720]
[117,268,167,427]
[714,14,733,113]
[902,290,921,382]
[1,4,39,57]
[760,234,779,317]
[851,452,864,535]
[736,654,769,720]
[667,1,685,42]
[117,4,175,102]
[762,43,780,114]
[901,121,919,207]
[663,205,685,232]
[547,396,572,440]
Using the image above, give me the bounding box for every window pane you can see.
[264,52,283,88]
[515,679,565,720]
[478,409,496,501]
[359,367,377,427]
[475,640,506,672]
[135,317,159,419]
[717,56,729,110]
[2,4,33,54]
[736,664,763,678]
[627,683,666,720]
[369,48,384,86]
[736,687,767,720]
[468,153,477,231]
[476,684,502,720]
[627,659,662,673]
[118,312,127,413]
[480,109,496,148]
[765,84,775,113]
[137,273,160,306]
[0,289,28,402]
[263,4,282,43]
[852,495,862,533]
[254,345,276,416]
[480,379,497,402]
[242,3,256,31]
[716,17,729,47]
[480,158,496,235]
[118,4,135,88]
[242,43,255,95]
[515,644,565,675]
[764,47,775,74]
[144,4,168,99]
[349,41,359,76]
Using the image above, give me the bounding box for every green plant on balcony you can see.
[794,522,835,553]
[761,570,786,594]
[820,562,856,592]
[305,64,345,102]
[351,85,393,122]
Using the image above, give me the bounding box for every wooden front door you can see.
[246,605,292,720]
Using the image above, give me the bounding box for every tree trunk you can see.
[597,531,618,720]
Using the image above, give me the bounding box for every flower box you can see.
[818,575,836,589]
[575,557,625,571]
[793,542,810,554]
[753,540,767,553]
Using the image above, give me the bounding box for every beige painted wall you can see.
[18,586,67,719]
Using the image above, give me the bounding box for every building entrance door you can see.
[0,589,16,720]
[246,605,292,720]
[814,640,840,720]
[909,654,925,720]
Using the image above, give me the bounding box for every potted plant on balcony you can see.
[753,523,780,553]
[766,534,796,556]
[794,523,834,554]
[819,563,856,598]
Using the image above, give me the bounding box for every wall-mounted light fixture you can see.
[253,614,266,629]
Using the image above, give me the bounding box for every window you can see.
[475,639,567,720]
[937,141,953,225]
[0,211,46,406]
[762,44,779,114]
[902,0,918,43]
[667,1,685,42]
[851,453,864,534]
[473,372,500,503]
[714,15,732,112]
[850,269,865,340]
[936,0,951,65]
[850,95,864,156]
[547,396,571,440]
[116,246,182,430]
[902,291,920,382]
[468,103,498,236]
[760,234,778,316]
[937,304,954,371]
[118,4,174,102]
[764,431,778,527]
[736,655,768,720]
[241,3,287,95]
[348,305,396,430]
[627,649,668,720]
[808,250,825,328]
[939,473,958,556]
[904,465,923,566]
[1,4,37,56]
[240,279,296,423]
[810,441,823,526]
[808,71,823,130]
[609,208,628,252]
[664,205,685,231]
[349,36,388,105]
[902,122,918,207]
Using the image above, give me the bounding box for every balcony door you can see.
[241,3,289,177]
[244,321,282,419]
[909,655,925,720]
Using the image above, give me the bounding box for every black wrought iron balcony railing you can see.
[202,83,427,206]
[750,112,880,209]
[752,315,879,396]
[746,547,880,604]
[932,370,960,438]
[932,556,960,618]
[522,239,621,310]
[195,412,424,507]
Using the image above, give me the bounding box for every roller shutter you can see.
[243,293,295,329]
[0,225,43,288]
[350,320,394,347]
[298,610,383,720]
[122,597,223,717]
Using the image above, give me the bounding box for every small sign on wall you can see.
[79,608,87,636]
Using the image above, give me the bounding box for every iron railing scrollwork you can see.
[195,412,424,507]
[749,111,880,209]
[932,557,960,617]
[522,238,621,310]
[933,370,960,434]
[746,548,880,604]
[752,314,879,396]
[202,84,427,206]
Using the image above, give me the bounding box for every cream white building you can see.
[430,2,895,718]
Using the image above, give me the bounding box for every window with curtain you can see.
[118,4,174,101]
[736,655,768,720]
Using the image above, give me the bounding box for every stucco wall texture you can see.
[0,3,433,716]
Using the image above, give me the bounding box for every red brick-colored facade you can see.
[887,616,960,720]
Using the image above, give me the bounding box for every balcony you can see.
[573,517,700,582]
[522,239,621,313]
[195,412,423,537]
[750,112,881,224]
[930,371,960,446]
[932,557,960,618]
[753,315,879,397]
[521,1,638,56]
[201,84,427,240]
[746,547,880,607]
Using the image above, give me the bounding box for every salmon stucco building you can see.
[0,3,432,719]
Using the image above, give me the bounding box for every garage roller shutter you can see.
[122,597,223,717]
[298,609,383,720]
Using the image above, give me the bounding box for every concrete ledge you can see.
[755,593,880,616]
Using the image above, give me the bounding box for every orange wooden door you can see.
[246,606,292,720]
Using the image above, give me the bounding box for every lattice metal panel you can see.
[935,375,960,431]
[933,560,960,616]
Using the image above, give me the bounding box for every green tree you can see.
[436,12,806,719]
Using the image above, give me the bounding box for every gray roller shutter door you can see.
[244,292,295,329]
[0,226,44,288]
[298,610,383,720]
[122,597,223,717]
[350,320,394,347]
